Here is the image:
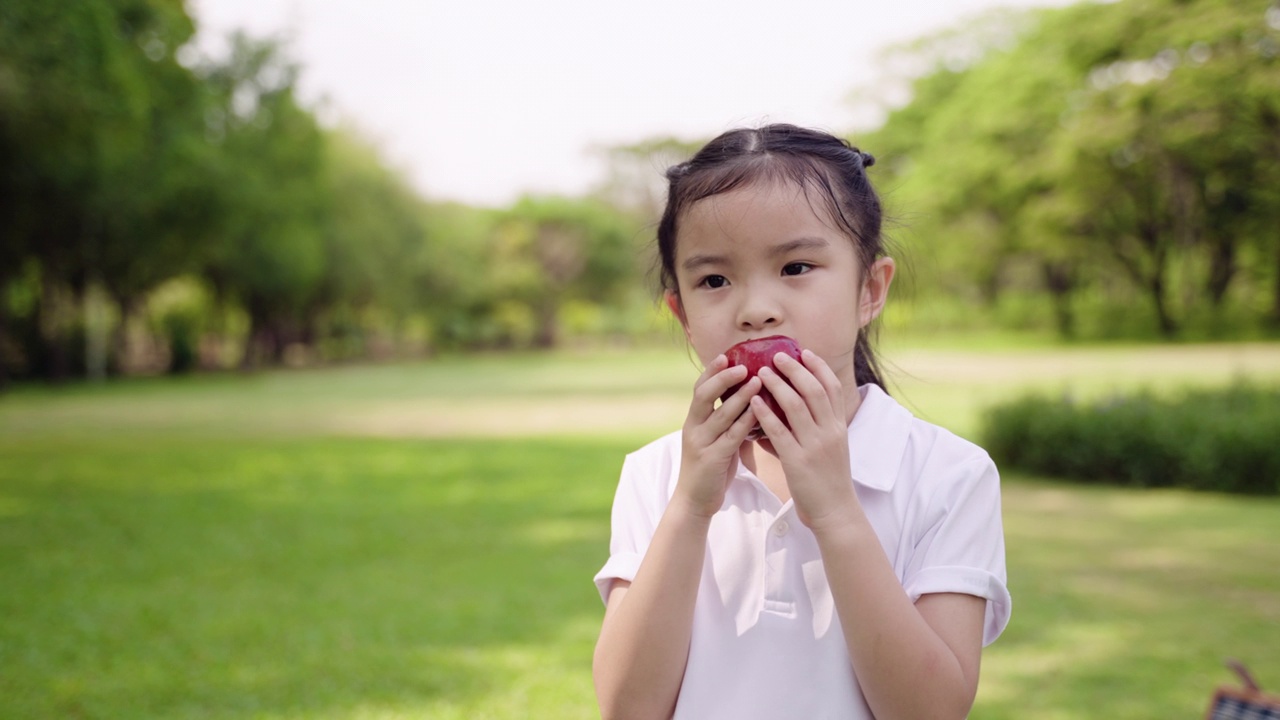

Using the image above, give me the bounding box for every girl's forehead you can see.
[689,177,806,208]
[678,179,845,245]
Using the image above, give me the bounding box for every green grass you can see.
[0,436,623,719]
[986,481,1280,718]
[2,342,1279,718]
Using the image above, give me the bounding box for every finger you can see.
[705,375,762,437]
[688,357,747,423]
[720,396,762,448]
[799,349,845,419]
[693,353,729,388]
[758,364,815,433]
[751,394,799,453]
[696,357,749,397]
[773,351,824,407]
[772,351,831,416]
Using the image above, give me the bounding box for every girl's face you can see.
[667,179,893,395]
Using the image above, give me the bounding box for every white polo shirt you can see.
[594,384,1011,719]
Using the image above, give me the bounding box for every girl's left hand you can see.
[752,349,860,532]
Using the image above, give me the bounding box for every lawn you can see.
[0,435,620,719]
[2,342,1278,718]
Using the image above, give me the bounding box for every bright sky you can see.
[191,0,1076,207]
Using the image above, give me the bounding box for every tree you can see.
[196,33,328,368]
[864,0,1280,339]
[864,8,1089,334]
[592,136,706,220]
[0,0,208,379]
[491,196,638,348]
[312,127,428,358]
[1052,0,1280,335]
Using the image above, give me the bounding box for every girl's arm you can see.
[754,351,987,719]
[593,358,761,720]
[811,510,986,720]
[592,498,712,720]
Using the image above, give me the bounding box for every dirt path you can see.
[325,343,1280,439]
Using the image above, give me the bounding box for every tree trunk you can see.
[267,319,286,364]
[240,301,268,372]
[39,273,70,382]
[1126,220,1178,339]
[1150,273,1178,338]
[1042,260,1077,339]
[533,299,558,349]
[111,294,141,377]
[1272,241,1280,329]
[84,275,108,382]
[1204,234,1236,309]
[0,278,9,393]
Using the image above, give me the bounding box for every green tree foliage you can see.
[866,0,1280,339]
[196,33,328,368]
[313,128,429,359]
[1,0,207,380]
[415,202,505,349]
[592,136,706,220]
[1,1,655,384]
[435,196,638,349]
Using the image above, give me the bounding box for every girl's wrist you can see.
[669,485,722,524]
[804,495,874,545]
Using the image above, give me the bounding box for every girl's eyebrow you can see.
[681,253,726,273]
[681,237,831,273]
[771,237,830,256]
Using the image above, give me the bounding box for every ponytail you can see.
[853,331,886,392]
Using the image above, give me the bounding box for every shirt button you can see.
[774,520,789,537]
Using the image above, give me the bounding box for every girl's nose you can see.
[736,293,781,330]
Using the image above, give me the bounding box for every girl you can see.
[592,124,1011,720]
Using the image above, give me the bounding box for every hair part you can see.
[656,123,891,390]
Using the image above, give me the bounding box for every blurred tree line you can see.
[0,0,647,387]
[864,0,1280,339]
[3,0,1279,389]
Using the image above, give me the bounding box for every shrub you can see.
[981,383,1280,495]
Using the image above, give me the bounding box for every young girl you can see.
[592,124,1011,719]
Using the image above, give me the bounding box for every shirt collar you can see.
[847,384,912,492]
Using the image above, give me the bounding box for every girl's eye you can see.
[698,275,729,289]
[782,262,812,276]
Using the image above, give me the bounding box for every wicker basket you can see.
[1205,660,1280,720]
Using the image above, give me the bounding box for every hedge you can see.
[980,383,1280,495]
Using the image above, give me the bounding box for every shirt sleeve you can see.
[901,451,1012,646]
[592,446,671,604]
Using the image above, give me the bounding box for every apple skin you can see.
[720,335,804,440]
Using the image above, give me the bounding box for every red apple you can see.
[721,335,804,440]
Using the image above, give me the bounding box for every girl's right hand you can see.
[675,354,761,518]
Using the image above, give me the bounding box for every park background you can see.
[2,0,1279,717]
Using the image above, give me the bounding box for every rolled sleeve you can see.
[593,442,675,605]
[593,552,644,603]
[904,566,1012,646]
[903,452,1012,646]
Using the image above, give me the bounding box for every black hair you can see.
[656,123,890,390]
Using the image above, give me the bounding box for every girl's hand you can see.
[675,354,762,518]
[752,349,860,532]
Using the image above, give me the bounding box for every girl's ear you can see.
[664,290,691,334]
[858,257,896,328]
